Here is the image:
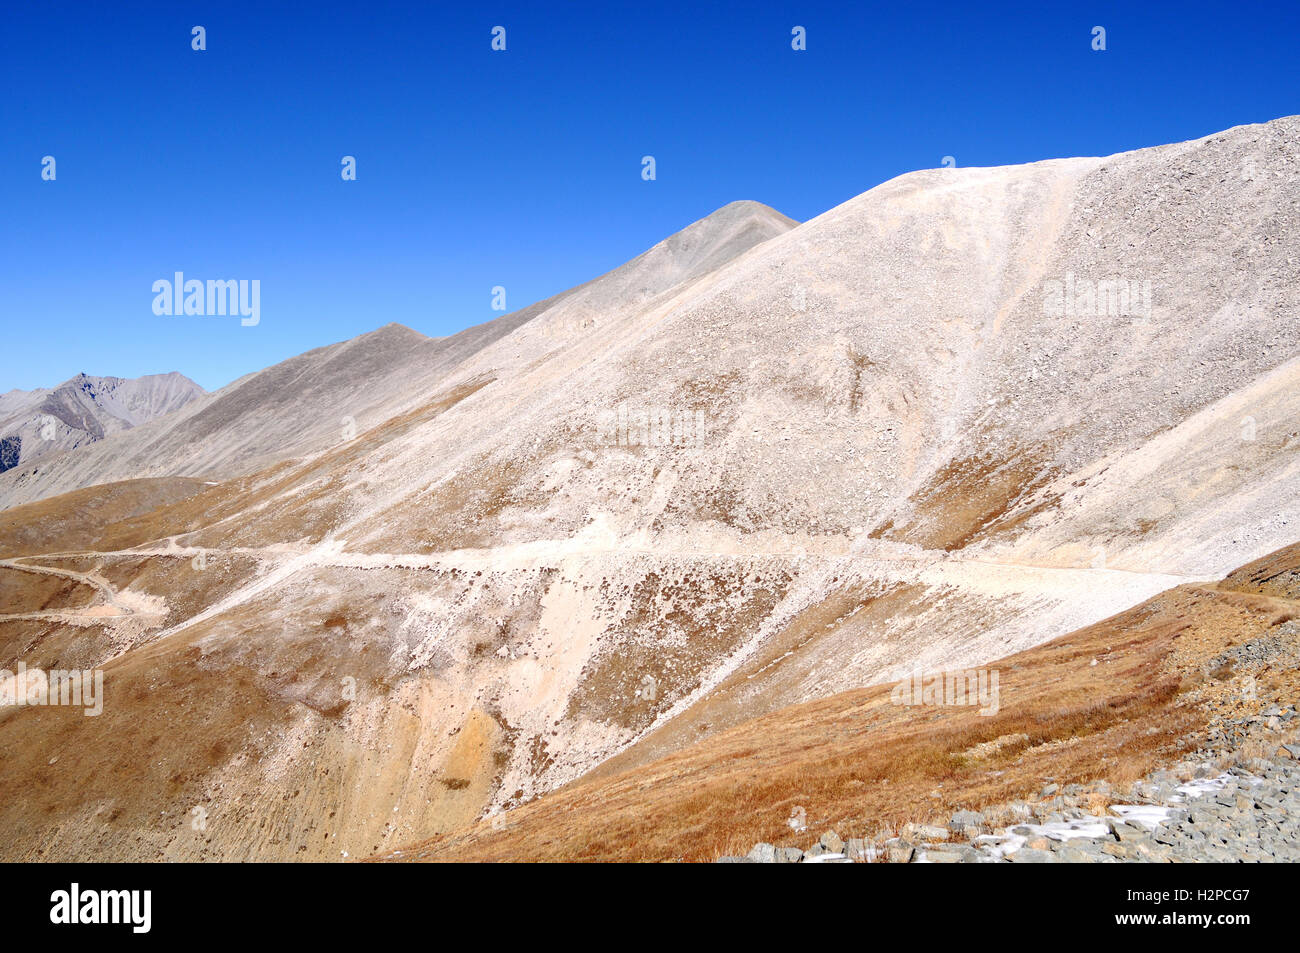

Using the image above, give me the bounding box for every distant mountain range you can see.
[0,372,204,474]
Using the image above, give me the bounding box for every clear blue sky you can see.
[2,0,1297,392]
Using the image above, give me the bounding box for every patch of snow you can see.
[1109,805,1173,829]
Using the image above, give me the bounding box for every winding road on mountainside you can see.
[0,555,140,624]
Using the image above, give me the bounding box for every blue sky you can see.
[2,1,1297,392]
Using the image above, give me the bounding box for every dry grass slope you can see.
[378,540,1300,862]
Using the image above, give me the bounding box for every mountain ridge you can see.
[0,200,799,509]
[0,371,204,475]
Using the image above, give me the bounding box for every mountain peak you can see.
[353,322,431,345]
[707,199,798,224]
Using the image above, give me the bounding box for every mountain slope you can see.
[376,539,1300,862]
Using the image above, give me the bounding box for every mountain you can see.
[0,201,798,510]
[0,372,203,475]
[0,118,1297,862]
